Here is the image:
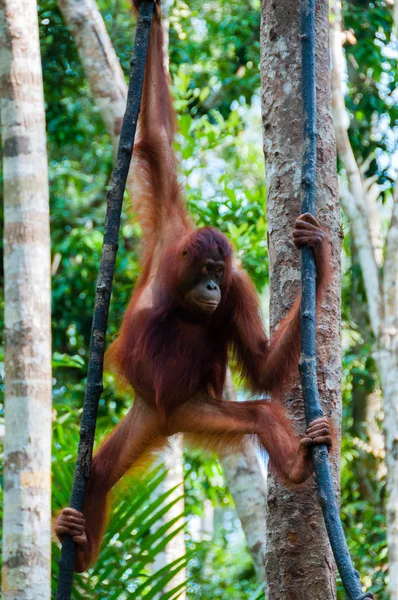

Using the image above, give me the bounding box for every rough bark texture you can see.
[331,2,398,594]
[0,0,52,598]
[219,373,268,584]
[260,0,341,597]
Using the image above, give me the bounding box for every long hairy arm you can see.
[130,0,191,274]
[230,230,330,395]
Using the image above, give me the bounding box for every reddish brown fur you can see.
[55,0,332,572]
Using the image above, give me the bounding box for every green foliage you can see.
[338,258,387,598]
[186,515,259,599]
[169,0,261,117]
[339,434,387,597]
[342,0,398,185]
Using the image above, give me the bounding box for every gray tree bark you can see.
[57,0,126,155]
[381,197,398,599]
[219,373,268,584]
[260,0,341,597]
[0,0,52,597]
[151,438,186,599]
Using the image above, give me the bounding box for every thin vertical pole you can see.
[55,2,154,598]
[299,1,373,598]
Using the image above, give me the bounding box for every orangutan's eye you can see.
[181,248,188,258]
[201,265,209,275]
[215,267,224,277]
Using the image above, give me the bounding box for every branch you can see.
[330,10,366,217]
[299,3,373,596]
[363,180,383,266]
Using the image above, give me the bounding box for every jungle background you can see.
[0,0,396,598]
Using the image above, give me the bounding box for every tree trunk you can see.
[219,373,268,584]
[330,0,382,338]
[380,196,398,598]
[151,439,186,599]
[260,0,340,597]
[0,0,52,598]
[220,449,267,583]
[57,0,126,154]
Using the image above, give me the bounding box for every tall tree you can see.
[0,0,52,597]
[331,1,398,595]
[260,0,341,597]
[219,373,267,584]
[57,0,269,587]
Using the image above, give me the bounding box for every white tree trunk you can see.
[261,0,340,596]
[151,439,186,599]
[0,0,52,598]
[218,373,267,584]
[58,0,127,154]
[331,3,398,595]
[381,13,398,592]
[380,196,398,597]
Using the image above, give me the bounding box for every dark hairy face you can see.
[183,256,225,316]
[174,227,232,318]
